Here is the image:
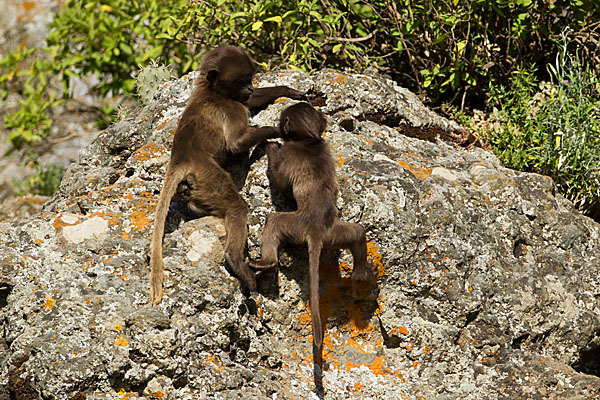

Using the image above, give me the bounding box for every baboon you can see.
[250,102,377,368]
[149,45,305,304]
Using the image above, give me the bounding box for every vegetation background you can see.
[1,0,599,219]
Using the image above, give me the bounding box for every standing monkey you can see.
[149,46,305,304]
[250,102,377,372]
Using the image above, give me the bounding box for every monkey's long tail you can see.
[149,165,189,304]
[307,236,323,358]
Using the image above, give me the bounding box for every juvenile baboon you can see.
[149,45,305,304]
[250,102,377,367]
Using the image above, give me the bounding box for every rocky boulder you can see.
[1,69,600,399]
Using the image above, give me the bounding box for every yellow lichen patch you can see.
[52,214,81,232]
[44,296,56,311]
[392,326,409,335]
[114,323,123,331]
[130,209,152,231]
[22,1,36,11]
[335,155,351,167]
[397,160,432,179]
[148,392,165,399]
[346,337,367,353]
[346,356,396,377]
[207,355,224,371]
[274,97,288,103]
[360,136,375,146]
[115,335,128,347]
[336,74,347,84]
[89,212,120,226]
[134,142,167,162]
[366,241,384,278]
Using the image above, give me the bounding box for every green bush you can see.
[469,31,600,216]
[12,162,66,196]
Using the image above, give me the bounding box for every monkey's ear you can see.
[282,116,291,136]
[206,69,218,82]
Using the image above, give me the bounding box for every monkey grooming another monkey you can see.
[250,102,377,369]
[149,45,305,304]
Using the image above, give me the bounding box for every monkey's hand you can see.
[225,252,258,293]
[286,87,309,101]
[351,256,377,297]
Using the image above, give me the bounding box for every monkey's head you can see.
[280,102,327,142]
[200,45,257,104]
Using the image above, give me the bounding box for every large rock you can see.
[1,69,600,399]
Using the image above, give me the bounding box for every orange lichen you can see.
[424,346,430,354]
[114,323,123,331]
[412,361,420,368]
[397,160,432,179]
[52,214,81,232]
[359,77,371,82]
[89,212,120,226]
[346,356,389,376]
[360,136,375,146]
[354,382,364,391]
[130,209,152,231]
[335,74,347,84]
[393,326,409,335]
[366,241,384,278]
[335,155,351,167]
[22,1,36,11]
[44,296,56,311]
[115,335,128,347]
[134,142,167,162]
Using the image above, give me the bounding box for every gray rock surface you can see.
[1,69,600,399]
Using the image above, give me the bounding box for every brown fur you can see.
[149,46,304,304]
[250,102,377,367]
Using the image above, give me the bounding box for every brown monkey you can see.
[250,102,377,368]
[149,45,305,304]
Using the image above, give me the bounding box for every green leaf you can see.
[264,16,282,24]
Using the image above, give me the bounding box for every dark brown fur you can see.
[149,46,304,304]
[250,102,377,369]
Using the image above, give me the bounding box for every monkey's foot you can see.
[248,258,278,271]
[351,256,377,297]
[225,252,257,292]
[148,279,164,305]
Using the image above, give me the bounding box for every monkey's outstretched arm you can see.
[227,126,280,154]
[247,86,307,109]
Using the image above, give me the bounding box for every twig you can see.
[331,31,376,43]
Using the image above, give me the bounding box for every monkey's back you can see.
[170,87,248,165]
[280,140,339,232]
